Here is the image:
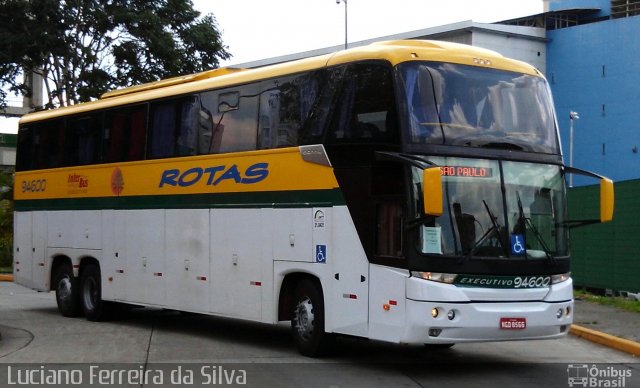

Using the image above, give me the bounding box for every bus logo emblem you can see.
[111,168,125,196]
[314,210,325,228]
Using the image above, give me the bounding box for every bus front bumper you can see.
[402,299,573,344]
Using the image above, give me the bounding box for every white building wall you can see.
[0,147,16,167]
[471,30,547,74]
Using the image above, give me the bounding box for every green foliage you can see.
[0,0,231,108]
[575,289,640,314]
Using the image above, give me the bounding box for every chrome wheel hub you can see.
[58,277,72,302]
[294,296,314,341]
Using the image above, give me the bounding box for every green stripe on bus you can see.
[14,189,345,211]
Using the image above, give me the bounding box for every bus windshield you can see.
[411,157,569,259]
[398,62,559,154]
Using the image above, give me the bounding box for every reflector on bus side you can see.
[422,167,443,217]
[600,178,614,223]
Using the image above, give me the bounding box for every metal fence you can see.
[568,179,640,293]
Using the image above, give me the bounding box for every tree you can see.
[0,0,231,109]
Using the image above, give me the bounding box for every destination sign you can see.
[440,166,493,178]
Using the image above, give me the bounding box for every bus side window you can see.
[66,114,101,166]
[301,67,345,145]
[200,86,258,154]
[148,96,199,159]
[258,71,323,149]
[16,127,33,171]
[103,104,148,163]
[328,63,397,143]
[29,119,66,169]
[128,107,147,161]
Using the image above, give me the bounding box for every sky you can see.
[199,0,544,66]
[1,0,543,134]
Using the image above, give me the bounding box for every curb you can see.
[571,324,640,357]
[0,274,13,282]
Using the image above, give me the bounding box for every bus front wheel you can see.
[53,263,81,317]
[80,264,109,321]
[291,280,333,357]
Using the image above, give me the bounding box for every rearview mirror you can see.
[422,167,443,217]
[600,178,614,222]
[564,166,615,226]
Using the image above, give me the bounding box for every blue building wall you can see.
[548,0,611,17]
[547,13,640,186]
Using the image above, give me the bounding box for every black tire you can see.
[291,279,333,357]
[53,263,81,317]
[80,264,110,321]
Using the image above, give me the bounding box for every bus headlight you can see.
[551,272,571,284]
[411,272,457,284]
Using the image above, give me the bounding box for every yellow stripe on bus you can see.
[14,147,338,201]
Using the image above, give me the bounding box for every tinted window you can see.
[328,63,397,143]
[398,62,558,153]
[66,114,101,166]
[103,105,147,163]
[16,126,34,171]
[148,96,200,159]
[200,85,259,153]
[258,71,324,149]
[302,67,344,144]
[28,119,66,170]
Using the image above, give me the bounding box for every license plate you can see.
[500,317,526,330]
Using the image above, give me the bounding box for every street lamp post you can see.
[569,111,580,187]
[336,0,347,50]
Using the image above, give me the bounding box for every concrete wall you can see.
[0,134,16,168]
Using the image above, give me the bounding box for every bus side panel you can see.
[271,208,313,263]
[46,210,100,250]
[326,206,369,337]
[210,209,267,321]
[124,210,166,306]
[368,265,408,343]
[13,212,34,288]
[164,209,211,313]
[47,211,73,248]
[30,212,47,290]
[101,210,127,301]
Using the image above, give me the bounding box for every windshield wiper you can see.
[516,191,555,264]
[480,142,524,151]
[458,200,507,263]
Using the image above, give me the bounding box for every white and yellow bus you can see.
[14,40,613,356]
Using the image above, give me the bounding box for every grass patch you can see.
[574,289,640,314]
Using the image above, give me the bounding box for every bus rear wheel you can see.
[80,264,109,321]
[53,263,81,317]
[291,280,333,357]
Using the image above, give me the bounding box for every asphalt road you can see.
[0,281,638,388]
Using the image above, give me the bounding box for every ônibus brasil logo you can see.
[567,364,632,387]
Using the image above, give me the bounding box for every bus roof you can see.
[20,39,541,124]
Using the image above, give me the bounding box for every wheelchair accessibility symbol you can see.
[510,234,525,256]
[315,245,327,263]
